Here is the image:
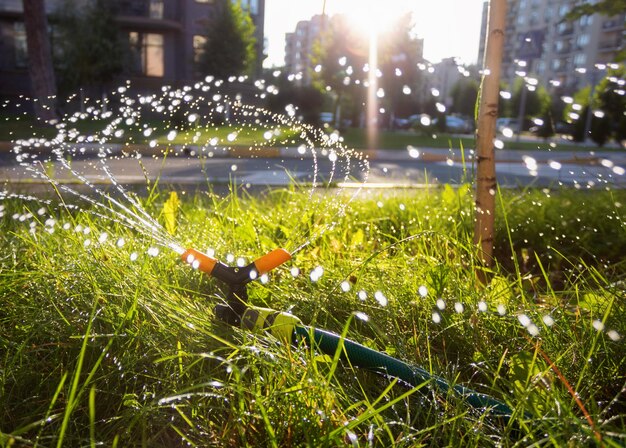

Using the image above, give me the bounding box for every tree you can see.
[22,0,58,121]
[312,12,424,129]
[53,0,128,96]
[377,12,424,128]
[450,78,479,117]
[509,77,550,126]
[196,0,256,79]
[474,0,507,279]
[596,65,626,142]
[565,65,626,144]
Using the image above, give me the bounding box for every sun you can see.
[334,0,411,37]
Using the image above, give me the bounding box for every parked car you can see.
[319,112,334,124]
[432,115,474,134]
[496,117,519,134]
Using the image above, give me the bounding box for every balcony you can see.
[115,0,181,31]
[0,0,61,16]
[598,38,623,52]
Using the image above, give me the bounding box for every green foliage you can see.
[565,65,626,144]
[52,0,129,93]
[195,0,257,79]
[450,78,479,117]
[265,72,325,124]
[508,77,551,123]
[534,108,555,139]
[311,12,424,127]
[1,187,626,445]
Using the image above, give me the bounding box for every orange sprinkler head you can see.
[253,248,291,275]
[181,248,218,275]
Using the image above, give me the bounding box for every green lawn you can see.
[1,185,625,446]
[1,114,614,152]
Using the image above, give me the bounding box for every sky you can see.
[263,0,487,68]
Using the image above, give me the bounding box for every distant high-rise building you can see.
[0,0,265,99]
[477,0,624,93]
[284,14,327,86]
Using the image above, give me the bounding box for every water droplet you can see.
[231,164,238,172]
[358,290,367,301]
[116,238,126,248]
[418,285,428,297]
[340,281,351,292]
[374,291,388,307]
[84,239,92,248]
[290,267,300,277]
[432,312,441,324]
[607,330,621,341]
[147,247,159,257]
[527,323,540,336]
[130,252,138,261]
[497,304,506,315]
[592,320,605,331]
[236,257,246,267]
[542,315,555,326]
[354,311,369,322]
[226,253,235,263]
[478,301,488,312]
[436,298,446,310]
[98,232,108,243]
[249,270,258,280]
[454,302,464,313]
[518,314,531,327]
[260,274,269,284]
[407,146,420,158]
[310,266,324,282]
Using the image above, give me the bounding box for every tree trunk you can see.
[474,0,506,280]
[23,0,58,121]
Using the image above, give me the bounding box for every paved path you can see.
[1,142,625,189]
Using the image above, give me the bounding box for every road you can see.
[1,145,625,190]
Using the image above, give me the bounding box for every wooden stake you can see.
[474,0,507,280]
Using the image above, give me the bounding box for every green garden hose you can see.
[181,247,514,420]
[293,325,513,417]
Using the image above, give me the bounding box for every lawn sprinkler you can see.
[181,247,515,420]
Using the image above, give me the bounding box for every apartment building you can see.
[0,0,265,99]
[284,14,326,86]
[478,0,624,93]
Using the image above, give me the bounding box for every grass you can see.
[338,128,621,152]
[1,113,615,152]
[1,184,625,446]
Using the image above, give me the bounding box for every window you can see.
[573,53,586,66]
[129,32,164,77]
[576,34,589,48]
[558,4,569,18]
[14,22,28,68]
[238,0,258,15]
[193,35,207,65]
[149,0,163,19]
[579,15,592,27]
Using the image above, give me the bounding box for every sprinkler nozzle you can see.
[181,248,218,274]
[253,248,291,275]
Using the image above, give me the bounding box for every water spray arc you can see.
[180,246,515,420]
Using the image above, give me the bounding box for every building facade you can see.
[0,0,265,100]
[284,14,326,86]
[477,0,624,93]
